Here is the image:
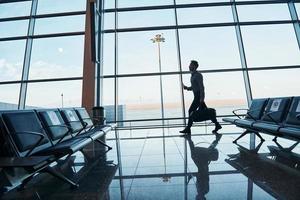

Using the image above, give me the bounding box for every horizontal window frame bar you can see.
[0,65,299,85]
[0,77,83,85]
[103,20,299,33]
[0,11,86,22]
[0,31,85,41]
[104,0,297,12]
[114,170,240,180]
[101,65,300,78]
[108,114,237,123]
[0,0,31,4]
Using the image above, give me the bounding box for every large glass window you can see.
[0,40,26,82]
[249,68,300,98]
[237,4,291,22]
[29,36,84,79]
[179,27,241,70]
[118,30,178,74]
[34,15,85,35]
[241,24,300,67]
[103,33,115,75]
[177,6,233,25]
[0,1,32,18]
[182,72,248,116]
[118,76,162,121]
[37,0,86,14]
[118,0,173,8]
[118,9,175,29]
[0,84,20,109]
[0,20,29,38]
[25,80,82,108]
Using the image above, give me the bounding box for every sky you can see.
[0,0,300,113]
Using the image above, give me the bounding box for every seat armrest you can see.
[15,131,46,156]
[232,109,249,119]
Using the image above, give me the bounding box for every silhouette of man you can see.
[186,135,221,200]
[180,60,222,135]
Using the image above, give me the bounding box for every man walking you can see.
[180,60,222,135]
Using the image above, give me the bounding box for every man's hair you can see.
[190,60,199,68]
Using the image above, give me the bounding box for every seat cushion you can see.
[252,122,281,134]
[279,127,300,139]
[246,98,268,120]
[261,97,291,123]
[39,110,69,141]
[235,119,256,128]
[75,108,94,128]
[35,137,92,156]
[222,118,238,124]
[2,111,49,152]
[60,109,84,132]
[284,97,300,126]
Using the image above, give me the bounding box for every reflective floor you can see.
[106,126,300,200]
[2,125,300,200]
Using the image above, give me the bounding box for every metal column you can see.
[18,0,38,109]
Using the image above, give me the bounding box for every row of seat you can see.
[0,107,114,191]
[223,97,300,143]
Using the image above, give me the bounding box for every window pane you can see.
[34,15,85,35]
[176,0,229,4]
[0,40,26,82]
[183,72,248,116]
[118,30,178,74]
[118,9,175,29]
[179,27,241,70]
[0,20,29,38]
[37,0,86,14]
[102,78,116,122]
[296,3,300,16]
[237,4,291,22]
[118,76,162,121]
[241,24,300,67]
[177,6,233,25]
[249,68,300,98]
[26,80,82,108]
[118,0,173,8]
[0,1,31,18]
[105,0,115,9]
[104,12,115,30]
[162,75,183,122]
[0,84,20,109]
[103,33,115,75]
[29,36,84,79]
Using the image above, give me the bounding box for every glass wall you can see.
[101,0,300,128]
[0,0,86,110]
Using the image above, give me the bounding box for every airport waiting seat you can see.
[223,98,268,142]
[279,97,300,140]
[252,97,291,135]
[0,110,84,188]
[60,108,113,150]
[0,108,115,191]
[224,96,300,145]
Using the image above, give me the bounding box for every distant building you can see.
[103,105,125,126]
[0,102,19,110]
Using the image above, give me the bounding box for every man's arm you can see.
[183,84,192,91]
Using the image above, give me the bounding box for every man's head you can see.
[189,60,199,72]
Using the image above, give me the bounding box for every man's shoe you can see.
[212,123,222,134]
[180,128,191,134]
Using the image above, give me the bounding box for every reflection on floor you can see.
[107,126,300,200]
[2,126,300,200]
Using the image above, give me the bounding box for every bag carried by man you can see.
[191,108,217,123]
